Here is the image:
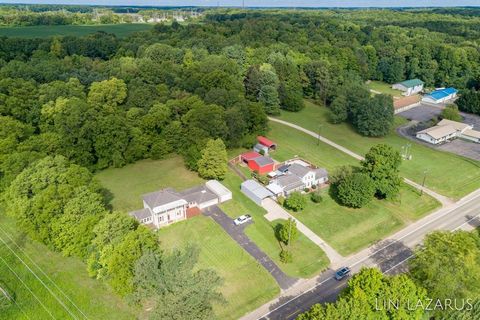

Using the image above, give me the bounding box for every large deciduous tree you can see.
[197,139,228,180]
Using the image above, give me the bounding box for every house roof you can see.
[143,188,187,209]
[288,163,311,178]
[437,119,472,132]
[253,156,274,167]
[277,164,290,173]
[417,125,457,140]
[314,168,329,179]
[179,186,217,205]
[241,151,261,160]
[463,129,480,139]
[206,180,231,198]
[266,183,284,195]
[425,87,458,101]
[129,208,151,220]
[241,179,273,199]
[276,174,304,191]
[257,136,276,148]
[397,79,424,88]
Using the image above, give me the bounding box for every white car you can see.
[233,214,252,226]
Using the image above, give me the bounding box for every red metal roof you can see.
[241,151,261,160]
[257,136,276,148]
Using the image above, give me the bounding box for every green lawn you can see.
[275,100,480,199]
[0,24,153,38]
[367,80,402,97]
[220,170,329,278]
[156,215,279,320]
[95,156,204,212]
[0,213,138,320]
[289,184,440,255]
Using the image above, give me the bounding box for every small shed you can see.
[206,180,233,203]
[250,156,275,175]
[257,136,277,150]
[241,179,273,205]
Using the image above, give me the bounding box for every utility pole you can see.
[421,170,428,196]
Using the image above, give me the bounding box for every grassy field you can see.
[275,100,480,199]
[0,24,152,38]
[0,213,138,320]
[95,156,204,212]
[220,170,329,278]
[289,184,440,255]
[157,215,279,320]
[367,80,403,97]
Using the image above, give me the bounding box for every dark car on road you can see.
[334,267,351,280]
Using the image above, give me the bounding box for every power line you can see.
[0,226,88,319]
[0,255,55,320]
[0,232,78,320]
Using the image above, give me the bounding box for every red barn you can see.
[241,151,261,162]
[248,156,275,175]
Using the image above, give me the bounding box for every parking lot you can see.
[398,103,442,122]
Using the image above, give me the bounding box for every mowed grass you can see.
[220,170,329,278]
[0,23,153,38]
[275,100,480,199]
[289,184,440,255]
[367,80,403,98]
[95,156,204,212]
[157,215,279,320]
[0,213,138,320]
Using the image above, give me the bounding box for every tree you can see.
[277,218,299,245]
[456,89,480,116]
[410,231,480,301]
[197,139,228,180]
[354,94,394,137]
[310,191,323,203]
[132,246,224,320]
[361,144,402,199]
[258,63,280,115]
[329,95,348,124]
[337,173,375,208]
[87,77,127,112]
[284,192,307,212]
[441,104,462,121]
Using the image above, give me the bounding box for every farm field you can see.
[289,184,440,255]
[95,156,204,212]
[0,213,138,320]
[0,23,153,38]
[275,100,480,199]
[157,215,279,320]
[367,80,403,97]
[220,170,329,278]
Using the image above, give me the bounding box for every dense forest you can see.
[1,8,480,319]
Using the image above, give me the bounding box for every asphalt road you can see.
[259,192,480,320]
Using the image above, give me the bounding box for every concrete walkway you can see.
[262,198,344,267]
[203,205,298,290]
[268,117,453,206]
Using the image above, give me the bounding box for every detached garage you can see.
[241,179,273,205]
[206,180,233,202]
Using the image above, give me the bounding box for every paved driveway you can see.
[202,205,298,290]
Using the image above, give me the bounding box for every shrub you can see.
[284,192,307,212]
[279,249,293,264]
[277,218,298,245]
[441,104,462,122]
[337,173,375,208]
[311,191,323,203]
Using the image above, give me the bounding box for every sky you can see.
[0,0,479,8]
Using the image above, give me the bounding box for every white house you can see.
[416,119,476,145]
[392,79,424,96]
[422,88,458,104]
[268,163,329,197]
[129,181,232,228]
[462,129,480,143]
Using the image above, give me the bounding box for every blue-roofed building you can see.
[422,87,458,104]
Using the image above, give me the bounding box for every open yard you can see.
[275,100,480,199]
[95,156,204,212]
[367,80,403,98]
[157,215,279,320]
[0,23,153,38]
[220,170,329,278]
[0,213,138,320]
[288,184,440,255]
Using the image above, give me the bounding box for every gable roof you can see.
[463,129,480,139]
[257,136,276,148]
[241,151,261,160]
[437,119,472,132]
[417,125,457,140]
[275,174,304,191]
[129,208,151,220]
[425,87,458,101]
[314,168,329,179]
[253,156,274,167]
[398,79,424,88]
[143,188,187,209]
[288,163,311,178]
[241,179,273,199]
[179,186,217,205]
